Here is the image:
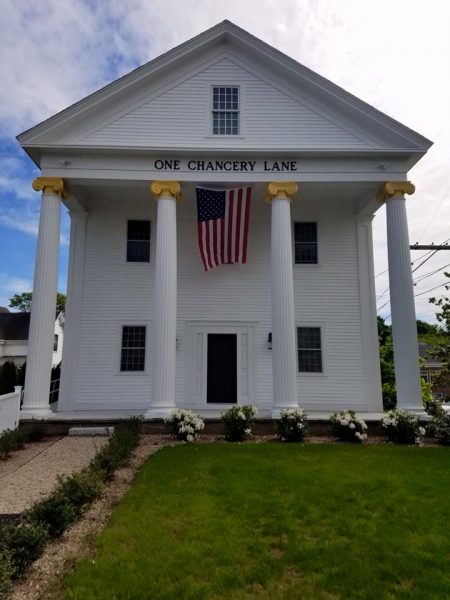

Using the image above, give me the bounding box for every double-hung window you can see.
[297,327,322,373]
[212,86,239,135]
[120,326,146,372]
[127,220,150,262]
[294,222,318,264]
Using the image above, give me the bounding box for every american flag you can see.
[196,186,251,271]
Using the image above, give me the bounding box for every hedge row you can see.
[0,418,141,597]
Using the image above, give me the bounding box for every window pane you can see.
[121,326,146,371]
[298,327,322,372]
[127,220,150,262]
[295,222,317,264]
[212,87,239,135]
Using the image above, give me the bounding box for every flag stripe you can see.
[227,190,234,264]
[197,222,208,271]
[242,187,251,263]
[234,188,242,262]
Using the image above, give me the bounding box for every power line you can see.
[414,262,450,284]
[414,281,450,298]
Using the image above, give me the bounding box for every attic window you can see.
[212,86,239,135]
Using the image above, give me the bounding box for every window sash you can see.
[297,327,322,373]
[120,326,146,372]
[127,220,150,262]
[294,223,318,264]
[212,87,239,135]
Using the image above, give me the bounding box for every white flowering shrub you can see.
[276,408,308,442]
[382,409,425,445]
[221,406,256,441]
[164,409,205,442]
[424,400,450,445]
[330,410,368,443]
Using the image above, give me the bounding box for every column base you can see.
[20,406,54,420]
[145,406,177,419]
[397,405,427,417]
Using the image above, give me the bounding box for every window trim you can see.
[209,84,241,137]
[296,323,327,376]
[292,221,320,267]
[125,219,151,264]
[117,322,150,376]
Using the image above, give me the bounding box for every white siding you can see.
[70,191,376,413]
[81,58,373,151]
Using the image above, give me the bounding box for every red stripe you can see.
[227,190,234,263]
[205,220,212,270]
[220,216,225,264]
[234,188,243,263]
[197,222,208,271]
[242,187,251,263]
[213,219,219,266]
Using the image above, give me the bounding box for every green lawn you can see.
[64,444,450,599]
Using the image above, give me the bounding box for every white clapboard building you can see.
[18,21,431,420]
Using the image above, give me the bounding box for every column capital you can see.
[377,181,415,203]
[265,181,298,203]
[32,177,70,199]
[151,180,181,202]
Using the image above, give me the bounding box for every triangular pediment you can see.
[18,20,431,163]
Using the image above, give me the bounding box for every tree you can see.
[9,292,66,315]
[416,319,442,335]
[429,273,450,399]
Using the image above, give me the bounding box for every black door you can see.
[207,334,237,404]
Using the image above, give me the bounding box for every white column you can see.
[22,177,65,417]
[379,181,422,410]
[267,182,299,415]
[146,181,180,418]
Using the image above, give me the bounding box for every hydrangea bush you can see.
[221,406,256,441]
[276,408,308,442]
[330,410,368,443]
[165,409,205,442]
[382,409,425,445]
[425,399,450,445]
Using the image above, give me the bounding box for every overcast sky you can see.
[0,0,449,322]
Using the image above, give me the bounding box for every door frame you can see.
[186,321,256,410]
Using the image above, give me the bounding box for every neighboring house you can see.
[0,309,64,368]
[17,21,432,419]
[419,342,450,400]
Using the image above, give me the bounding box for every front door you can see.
[207,333,237,404]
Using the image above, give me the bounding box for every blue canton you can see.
[197,188,226,222]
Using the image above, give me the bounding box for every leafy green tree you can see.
[429,273,450,398]
[416,319,442,335]
[0,361,18,395]
[9,292,66,315]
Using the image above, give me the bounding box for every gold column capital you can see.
[32,177,70,199]
[150,180,181,201]
[265,181,299,203]
[376,181,415,203]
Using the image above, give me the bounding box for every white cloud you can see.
[0,274,32,309]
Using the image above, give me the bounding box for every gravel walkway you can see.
[0,436,108,514]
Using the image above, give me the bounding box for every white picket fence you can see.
[0,386,22,434]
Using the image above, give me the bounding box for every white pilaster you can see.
[146,181,180,418]
[379,181,422,410]
[267,182,299,415]
[22,178,65,417]
[58,210,88,411]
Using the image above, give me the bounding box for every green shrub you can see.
[90,418,141,479]
[0,421,47,458]
[57,470,102,513]
[382,409,425,444]
[425,399,450,445]
[0,551,12,599]
[221,406,256,441]
[164,409,205,441]
[26,494,77,538]
[0,521,48,579]
[0,429,22,458]
[18,421,46,442]
[276,408,308,442]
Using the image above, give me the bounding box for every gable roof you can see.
[18,20,432,164]
[0,313,30,341]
